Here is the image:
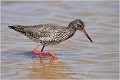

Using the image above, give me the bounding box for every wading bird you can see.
[8,19,93,59]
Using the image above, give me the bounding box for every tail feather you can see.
[8,25,37,41]
[8,26,15,29]
[8,25,25,32]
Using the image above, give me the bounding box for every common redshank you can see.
[8,19,93,59]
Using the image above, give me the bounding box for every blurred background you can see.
[1,1,119,79]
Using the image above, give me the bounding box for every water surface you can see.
[1,1,119,80]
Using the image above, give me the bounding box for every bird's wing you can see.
[23,24,68,42]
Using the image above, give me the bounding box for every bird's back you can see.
[8,24,76,46]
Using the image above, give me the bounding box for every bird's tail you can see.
[8,25,25,33]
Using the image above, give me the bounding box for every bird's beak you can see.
[81,29,93,43]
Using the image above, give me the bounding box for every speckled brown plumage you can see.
[8,19,93,46]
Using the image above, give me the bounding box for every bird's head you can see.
[69,19,93,43]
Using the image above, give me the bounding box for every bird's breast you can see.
[38,31,75,46]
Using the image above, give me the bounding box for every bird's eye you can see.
[77,23,82,27]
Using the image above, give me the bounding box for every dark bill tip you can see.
[86,34,93,43]
[82,29,93,43]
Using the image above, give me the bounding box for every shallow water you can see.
[1,1,119,80]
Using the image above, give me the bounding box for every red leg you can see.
[41,46,45,52]
[32,44,57,59]
[32,45,40,54]
[47,51,57,59]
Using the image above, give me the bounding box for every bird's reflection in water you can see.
[32,57,57,67]
[26,57,71,79]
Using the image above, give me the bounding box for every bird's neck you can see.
[66,26,77,35]
[67,24,77,32]
[63,26,76,40]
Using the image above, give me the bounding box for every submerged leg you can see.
[32,44,57,59]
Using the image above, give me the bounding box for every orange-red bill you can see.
[82,29,93,43]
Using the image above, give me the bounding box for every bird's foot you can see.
[32,50,57,59]
[47,51,58,59]
[32,44,57,59]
